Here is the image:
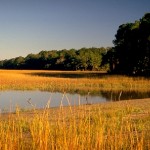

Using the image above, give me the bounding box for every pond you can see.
[0,90,150,113]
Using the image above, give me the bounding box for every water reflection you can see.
[0,91,106,112]
[101,91,150,101]
[0,90,149,112]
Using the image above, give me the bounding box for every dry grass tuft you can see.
[0,99,150,149]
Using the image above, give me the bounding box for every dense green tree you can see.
[24,53,40,69]
[2,58,15,69]
[14,56,25,69]
[77,47,104,70]
[103,13,150,76]
[46,50,59,69]
[62,49,79,70]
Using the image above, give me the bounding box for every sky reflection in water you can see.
[0,90,149,112]
[0,91,106,112]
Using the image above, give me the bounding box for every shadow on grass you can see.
[25,71,150,79]
[26,71,109,79]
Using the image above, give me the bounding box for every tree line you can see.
[0,47,109,70]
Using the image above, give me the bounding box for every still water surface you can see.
[0,90,149,112]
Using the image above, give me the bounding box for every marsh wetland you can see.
[0,70,149,111]
[0,70,150,149]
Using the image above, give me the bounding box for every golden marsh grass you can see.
[0,70,149,92]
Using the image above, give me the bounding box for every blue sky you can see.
[0,0,150,59]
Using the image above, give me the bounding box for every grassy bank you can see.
[0,70,149,92]
[0,99,150,149]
